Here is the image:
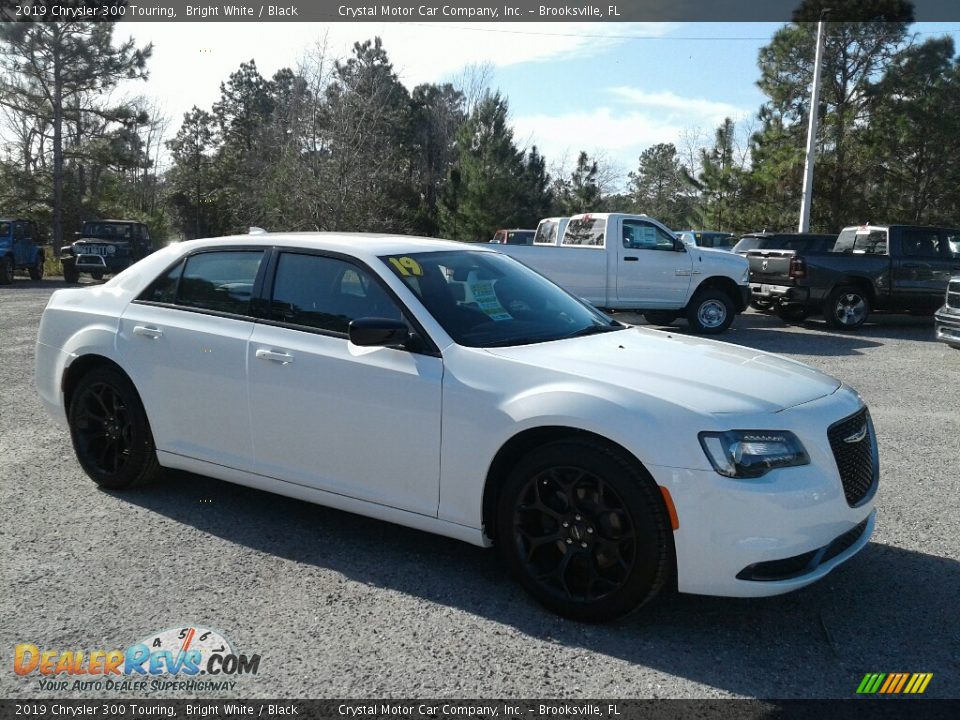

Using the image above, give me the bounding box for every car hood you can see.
[484,327,841,415]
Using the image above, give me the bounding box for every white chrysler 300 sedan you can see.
[36,234,878,620]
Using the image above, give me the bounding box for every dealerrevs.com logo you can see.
[14,626,261,692]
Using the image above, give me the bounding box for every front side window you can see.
[270,253,403,334]
[902,230,943,258]
[622,220,676,251]
[380,250,620,348]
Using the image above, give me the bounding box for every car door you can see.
[893,228,955,307]
[246,250,443,517]
[616,217,692,307]
[117,248,266,469]
[12,221,27,266]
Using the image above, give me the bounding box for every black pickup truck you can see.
[752,224,960,329]
[61,219,153,282]
[738,232,836,316]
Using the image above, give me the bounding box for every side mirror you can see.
[674,241,687,252]
[349,317,410,347]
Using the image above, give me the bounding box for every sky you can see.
[121,21,960,180]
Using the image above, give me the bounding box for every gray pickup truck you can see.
[749,224,960,329]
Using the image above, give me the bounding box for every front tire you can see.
[496,439,672,621]
[62,260,80,283]
[824,286,870,330]
[28,254,44,281]
[0,256,13,284]
[67,366,160,490]
[686,289,735,334]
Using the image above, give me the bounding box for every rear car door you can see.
[616,218,692,307]
[118,248,265,469]
[246,250,443,516]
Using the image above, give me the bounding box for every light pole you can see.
[798,15,828,233]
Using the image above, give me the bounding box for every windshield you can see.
[380,250,622,348]
[82,222,134,241]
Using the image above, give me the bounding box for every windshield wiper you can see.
[562,323,625,340]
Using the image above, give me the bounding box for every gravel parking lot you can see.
[2,278,958,700]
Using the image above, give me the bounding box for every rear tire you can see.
[750,298,774,312]
[824,285,870,330]
[28,254,44,281]
[0,256,13,284]
[91,270,105,281]
[643,311,678,326]
[495,439,671,621]
[67,365,161,490]
[686,289,735,334]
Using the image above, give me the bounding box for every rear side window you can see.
[563,218,605,247]
[175,251,263,315]
[505,231,534,245]
[140,252,262,311]
[835,229,887,255]
[902,229,944,258]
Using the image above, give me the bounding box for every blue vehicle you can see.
[0,218,45,284]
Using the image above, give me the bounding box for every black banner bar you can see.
[1,700,959,720]
[2,0,960,23]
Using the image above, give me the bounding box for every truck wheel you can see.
[824,286,870,330]
[643,311,678,326]
[750,298,774,312]
[67,365,161,490]
[63,261,80,283]
[686,289,734,334]
[496,439,671,621]
[0,256,13,284]
[28,254,44,281]
[91,271,105,281]
[776,304,809,324]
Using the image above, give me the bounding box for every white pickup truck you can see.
[493,212,750,334]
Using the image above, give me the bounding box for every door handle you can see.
[675,269,693,276]
[255,348,295,364]
[623,256,638,262]
[132,325,163,339]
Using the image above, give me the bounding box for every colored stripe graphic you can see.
[857,673,932,694]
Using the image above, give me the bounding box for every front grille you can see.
[948,280,960,309]
[828,408,877,507]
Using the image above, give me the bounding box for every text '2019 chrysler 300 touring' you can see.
[36,233,879,621]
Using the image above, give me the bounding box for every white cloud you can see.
[606,86,745,126]
[511,86,750,180]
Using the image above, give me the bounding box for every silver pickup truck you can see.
[493,212,749,334]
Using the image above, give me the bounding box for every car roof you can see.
[176,232,488,257]
[85,219,144,224]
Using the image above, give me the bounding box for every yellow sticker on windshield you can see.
[388,256,423,277]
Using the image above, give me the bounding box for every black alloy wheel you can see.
[68,366,160,489]
[497,439,671,621]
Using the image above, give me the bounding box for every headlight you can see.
[698,430,809,478]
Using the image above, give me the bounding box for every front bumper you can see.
[62,251,132,274]
[649,388,877,597]
[934,306,960,348]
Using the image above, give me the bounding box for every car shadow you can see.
[614,310,936,356]
[113,471,960,699]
